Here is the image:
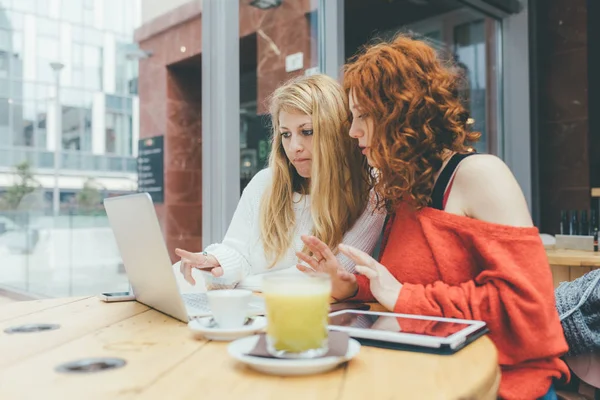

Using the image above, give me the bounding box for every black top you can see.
[430,152,477,210]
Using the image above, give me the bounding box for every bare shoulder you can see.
[453,154,533,227]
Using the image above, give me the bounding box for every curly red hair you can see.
[344,34,480,211]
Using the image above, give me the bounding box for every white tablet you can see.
[328,310,488,354]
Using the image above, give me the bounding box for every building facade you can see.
[0,0,141,209]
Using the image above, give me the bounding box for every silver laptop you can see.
[103,192,265,322]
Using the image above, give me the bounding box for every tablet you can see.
[328,310,488,354]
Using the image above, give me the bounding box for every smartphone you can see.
[98,291,136,302]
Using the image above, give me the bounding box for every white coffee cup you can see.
[206,289,252,329]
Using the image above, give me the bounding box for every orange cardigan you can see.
[353,204,569,399]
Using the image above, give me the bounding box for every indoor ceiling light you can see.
[250,0,282,10]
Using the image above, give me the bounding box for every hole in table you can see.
[55,358,127,374]
[4,323,60,334]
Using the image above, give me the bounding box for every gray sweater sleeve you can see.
[555,268,600,356]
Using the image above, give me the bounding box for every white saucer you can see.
[188,316,267,341]
[227,335,361,376]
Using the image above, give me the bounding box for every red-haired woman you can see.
[297,35,568,399]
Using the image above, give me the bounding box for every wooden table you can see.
[546,248,600,287]
[0,296,500,399]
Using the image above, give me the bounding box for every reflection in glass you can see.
[238,4,319,192]
[454,20,487,153]
[0,0,138,299]
[345,1,501,155]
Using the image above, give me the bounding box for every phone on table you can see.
[98,291,136,302]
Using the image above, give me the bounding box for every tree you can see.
[76,178,102,212]
[0,161,39,210]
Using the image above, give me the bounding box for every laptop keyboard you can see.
[182,292,266,317]
[182,293,211,313]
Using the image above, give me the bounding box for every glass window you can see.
[83,8,95,27]
[62,105,82,150]
[36,0,50,16]
[105,111,130,155]
[12,31,23,59]
[36,60,55,84]
[0,97,9,146]
[35,100,47,148]
[37,17,59,37]
[62,88,84,107]
[0,97,9,126]
[82,45,102,90]
[0,29,10,51]
[2,10,24,31]
[237,2,319,191]
[83,45,102,68]
[72,43,83,66]
[81,106,92,152]
[82,0,95,26]
[0,51,9,79]
[454,20,488,153]
[12,0,36,14]
[83,27,103,47]
[36,36,60,84]
[37,36,59,61]
[12,100,35,147]
[0,0,135,300]
[344,1,502,155]
[9,79,21,99]
[22,81,35,100]
[60,0,83,24]
[0,78,8,97]
[72,67,84,87]
[71,25,85,43]
[103,0,124,33]
[34,82,51,102]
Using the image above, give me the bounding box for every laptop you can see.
[103,192,265,322]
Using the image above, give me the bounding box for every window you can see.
[36,36,59,84]
[35,100,47,149]
[82,45,102,90]
[12,99,35,147]
[0,51,8,78]
[36,17,59,37]
[105,111,131,155]
[61,0,84,24]
[12,0,35,15]
[454,20,488,153]
[62,106,82,150]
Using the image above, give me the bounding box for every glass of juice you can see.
[262,273,331,358]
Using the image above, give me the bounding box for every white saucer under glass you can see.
[227,335,361,376]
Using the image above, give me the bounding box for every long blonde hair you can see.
[259,74,370,266]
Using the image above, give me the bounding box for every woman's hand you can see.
[175,248,223,285]
[295,235,358,301]
[338,244,402,311]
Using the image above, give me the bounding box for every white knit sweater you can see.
[202,168,386,291]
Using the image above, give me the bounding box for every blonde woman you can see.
[176,74,385,291]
